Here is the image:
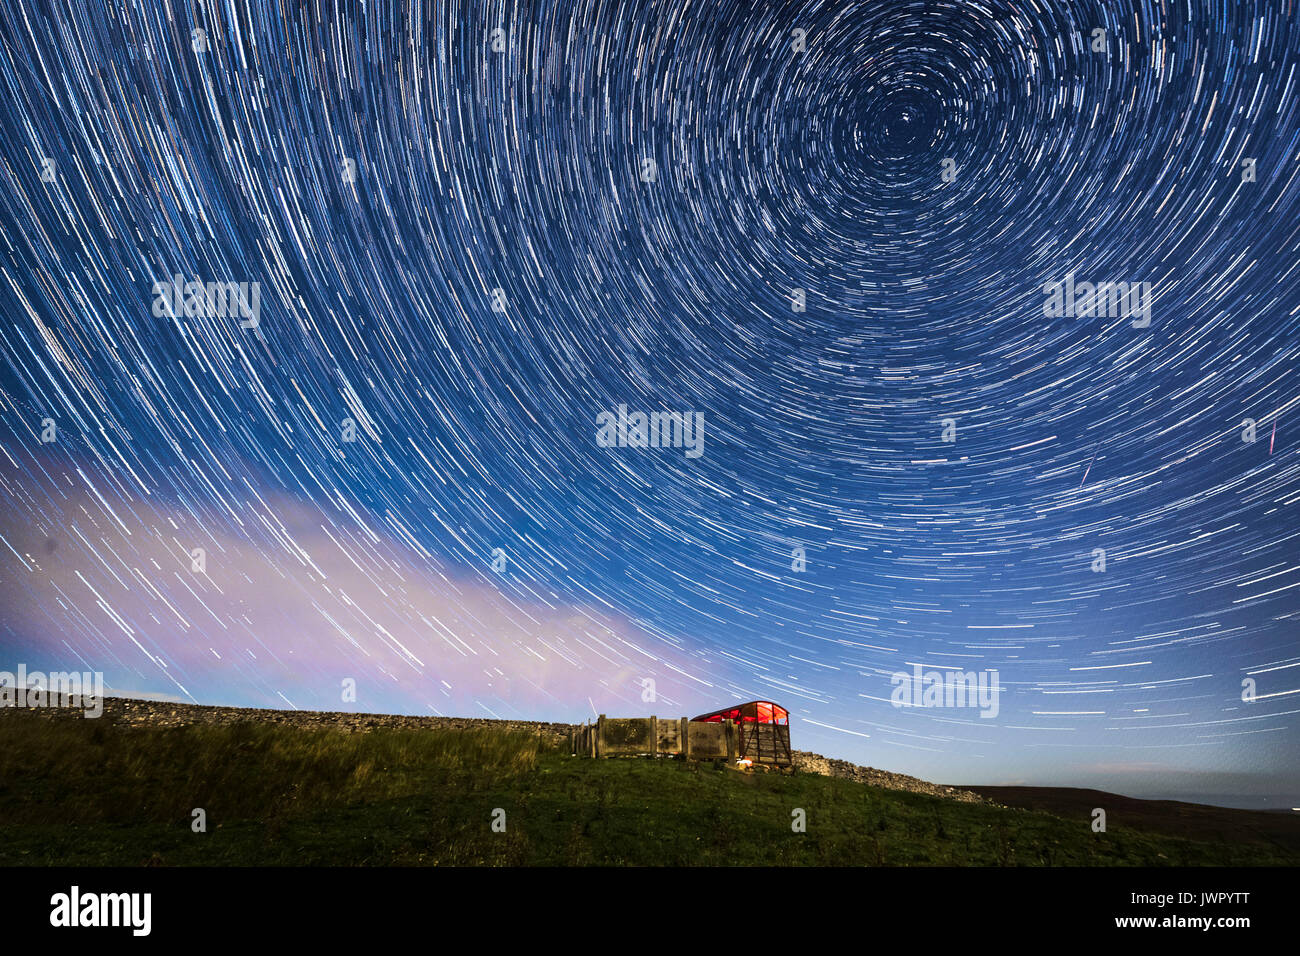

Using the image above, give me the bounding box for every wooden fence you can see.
[570,715,791,765]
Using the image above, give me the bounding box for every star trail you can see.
[1,0,1298,806]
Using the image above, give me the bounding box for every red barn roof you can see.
[691,700,788,724]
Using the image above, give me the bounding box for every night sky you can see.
[1,0,1298,808]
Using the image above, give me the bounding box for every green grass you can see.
[0,712,1292,866]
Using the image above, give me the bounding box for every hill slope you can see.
[960,786,1300,858]
[0,701,1293,866]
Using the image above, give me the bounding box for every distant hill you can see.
[957,786,1300,857]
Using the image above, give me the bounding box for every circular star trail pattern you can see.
[1,0,1298,795]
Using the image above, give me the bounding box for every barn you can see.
[571,699,793,766]
[692,700,792,766]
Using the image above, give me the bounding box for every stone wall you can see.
[793,751,990,804]
[4,695,576,746]
[3,696,990,804]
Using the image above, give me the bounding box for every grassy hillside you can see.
[963,786,1300,858]
[0,709,1292,866]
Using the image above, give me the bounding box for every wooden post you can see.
[680,717,689,760]
[725,718,736,761]
[649,716,657,757]
[597,714,606,759]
